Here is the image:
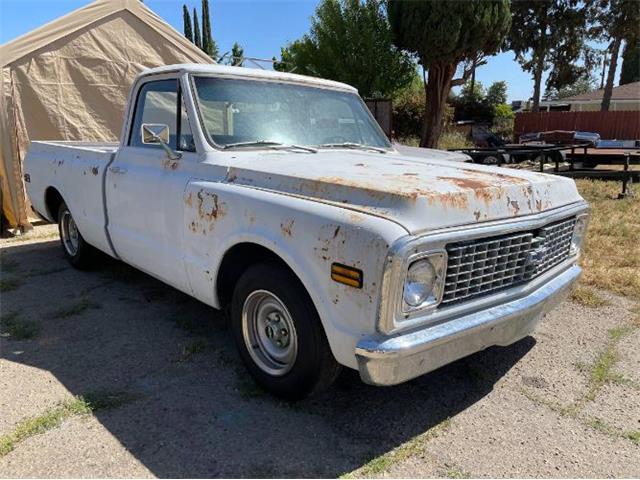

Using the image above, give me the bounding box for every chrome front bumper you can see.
[355,265,581,386]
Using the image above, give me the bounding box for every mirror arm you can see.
[152,133,182,161]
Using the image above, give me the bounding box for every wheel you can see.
[231,263,341,399]
[57,202,100,269]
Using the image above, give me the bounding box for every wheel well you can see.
[216,243,297,307]
[44,187,64,222]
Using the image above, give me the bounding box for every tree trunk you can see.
[470,58,477,95]
[600,52,607,89]
[531,52,545,113]
[420,62,457,149]
[601,37,622,111]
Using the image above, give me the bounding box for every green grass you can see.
[51,298,100,319]
[444,467,472,478]
[0,278,21,292]
[580,325,636,403]
[0,391,135,457]
[341,418,452,478]
[0,311,40,340]
[175,338,209,362]
[569,286,610,308]
[236,376,265,399]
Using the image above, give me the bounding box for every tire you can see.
[231,263,341,399]
[57,202,100,270]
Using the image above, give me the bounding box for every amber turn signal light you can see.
[331,263,363,289]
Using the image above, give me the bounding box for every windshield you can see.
[192,76,391,150]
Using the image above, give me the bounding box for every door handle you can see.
[109,166,127,174]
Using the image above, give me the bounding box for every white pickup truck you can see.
[24,64,589,398]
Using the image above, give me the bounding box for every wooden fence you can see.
[514,111,640,141]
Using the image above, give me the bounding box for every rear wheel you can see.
[58,202,100,269]
[231,263,341,399]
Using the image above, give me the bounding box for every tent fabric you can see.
[0,0,213,229]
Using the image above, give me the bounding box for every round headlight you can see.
[403,259,437,307]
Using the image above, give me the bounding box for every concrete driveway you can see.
[1,225,638,478]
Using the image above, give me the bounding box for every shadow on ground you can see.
[1,240,535,477]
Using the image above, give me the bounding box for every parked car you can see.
[24,65,589,398]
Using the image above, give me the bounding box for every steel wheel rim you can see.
[60,210,79,256]
[241,290,298,376]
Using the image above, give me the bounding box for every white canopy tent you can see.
[0,0,213,229]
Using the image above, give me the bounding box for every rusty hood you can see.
[220,150,583,234]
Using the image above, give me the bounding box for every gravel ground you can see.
[1,224,639,478]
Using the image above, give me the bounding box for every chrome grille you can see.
[441,217,576,306]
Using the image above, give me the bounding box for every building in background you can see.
[539,82,640,112]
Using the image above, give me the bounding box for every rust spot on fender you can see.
[91,166,99,176]
[403,172,418,176]
[184,192,193,207]
[333,226,341,238]
[281,219,295,237]
[197,190,225,221]
[474,210,481,221]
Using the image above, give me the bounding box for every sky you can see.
[0,0,620,103]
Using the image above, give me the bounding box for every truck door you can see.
[106,76,197,292]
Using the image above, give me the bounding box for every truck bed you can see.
[24,140,118,257]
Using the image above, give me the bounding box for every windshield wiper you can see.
[318,142,388,154]
[222,140,317,153]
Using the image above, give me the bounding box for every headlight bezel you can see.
[401,251,447,313]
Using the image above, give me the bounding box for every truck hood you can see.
[221,149,583,234]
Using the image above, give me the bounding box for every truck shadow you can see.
[1,239,535,478]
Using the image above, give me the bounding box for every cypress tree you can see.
[183,5,193,43]
[201,0,219,59]
[193,8,202,50]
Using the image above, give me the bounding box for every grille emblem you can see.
[525,247,547,267]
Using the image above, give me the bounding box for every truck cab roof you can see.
[137,64,358,93]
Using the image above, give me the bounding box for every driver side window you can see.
[129,79,195,152]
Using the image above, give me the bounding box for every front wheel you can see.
[231,263,341,399]
[58,202,100,269]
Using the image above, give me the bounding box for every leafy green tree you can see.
[492,103,515,141]
[620,37,640,85]
[273,0,415,99]
[486,81,507,106]
[392,73,426,139]
[193,8,202,49]
[508,1,590,113]
[460,80,486,104]
[387,0,511,148]
[586,0,639,110]
[183,5,193,43]
[544,75,596,100]
[229,42,244,66]
[201,0,218,59]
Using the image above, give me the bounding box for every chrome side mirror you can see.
[141,123,182,160]
[141,123,170,144]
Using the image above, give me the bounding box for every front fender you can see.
[182,181,407,368]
